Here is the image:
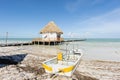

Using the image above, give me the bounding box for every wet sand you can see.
[0,45,120,80]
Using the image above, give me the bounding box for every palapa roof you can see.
[40,21,63,34]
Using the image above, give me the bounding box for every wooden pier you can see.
[32,38,64,45]
[64,39,86,42]
[32,38,86,45]
[0,38,86,47]
[0,42,32,47]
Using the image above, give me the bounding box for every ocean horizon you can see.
[0,38,120,44]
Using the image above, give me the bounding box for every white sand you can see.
[0,44,120,80]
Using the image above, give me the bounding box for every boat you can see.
[42,47,83,77]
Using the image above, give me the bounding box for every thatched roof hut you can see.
[40,21,63,34]
[32,21,64,45]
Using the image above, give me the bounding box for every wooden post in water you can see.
[6,32,8,46]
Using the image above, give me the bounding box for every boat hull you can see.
[42,49,83,77]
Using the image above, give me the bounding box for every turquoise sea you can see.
[0,38,120,61]
[0,38,33,44]
[86,38,120,42]
[65,38,120,42]
[0,38,120,43]
[62,38,120,62]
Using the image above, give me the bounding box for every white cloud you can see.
[75,8,120,38]
[65,0,105,12]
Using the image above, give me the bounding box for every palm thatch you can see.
[40,21,63,34]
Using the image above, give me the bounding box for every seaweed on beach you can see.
[74,70,99,80]
[17,65,45,75]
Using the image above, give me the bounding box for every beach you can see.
[0,39,120,80]
[1,0,120,79]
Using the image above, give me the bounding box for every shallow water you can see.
[0,38,120,62]
[61,40,120,62]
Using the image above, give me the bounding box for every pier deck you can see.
[32,38,86,45]
[0,42,32,47]
[0,38,86,47]
[32,38,64,45]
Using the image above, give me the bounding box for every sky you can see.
[0,0,120,38]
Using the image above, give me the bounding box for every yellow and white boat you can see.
[42,49,83,77]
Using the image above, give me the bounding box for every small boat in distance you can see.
[42,47,83,77]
